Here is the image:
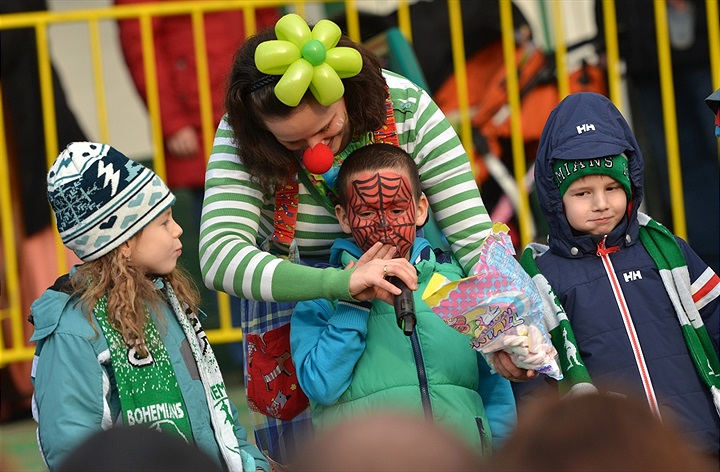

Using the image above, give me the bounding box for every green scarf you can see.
[95,282,250,471]
[519,214,720,415]
[94,296,194,440]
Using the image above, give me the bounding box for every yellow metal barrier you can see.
[447,0,473,175]
[601,0,623,108]
[499,0,532,247]
[1,0,711,368]
[0,83,34,365]
[653,0,687,240]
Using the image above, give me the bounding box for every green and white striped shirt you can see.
[200,71,491,302]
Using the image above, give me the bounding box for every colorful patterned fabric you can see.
[272,179,300,245]
[239,297,314,463]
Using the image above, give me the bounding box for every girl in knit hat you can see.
[30,142,269,472]
[508,93,720,460]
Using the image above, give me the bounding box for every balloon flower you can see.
[254,13,363,107]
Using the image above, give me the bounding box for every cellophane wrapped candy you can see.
[422,224,562,379]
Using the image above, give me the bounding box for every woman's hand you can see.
[347,241,396,268]
[167,126,199,158]
[347,242,417,305]
[492,350,539,382]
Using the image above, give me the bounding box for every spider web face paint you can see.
[345,171,416,257]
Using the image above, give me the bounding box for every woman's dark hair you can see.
[336,143,422,206]
[224,25,388,188]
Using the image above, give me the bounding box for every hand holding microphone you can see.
[388,276,416,336]
[347,248,417,306]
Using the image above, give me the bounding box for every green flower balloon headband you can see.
[254,13,363,107]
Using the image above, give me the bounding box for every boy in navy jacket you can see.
[515,92,719,457]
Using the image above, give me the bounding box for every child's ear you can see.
[334,204,353,234]
[415,194,429,227]
[120,241,132,259]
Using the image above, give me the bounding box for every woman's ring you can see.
[383,265,388,278]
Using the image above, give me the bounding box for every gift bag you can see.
[245,323,309,421]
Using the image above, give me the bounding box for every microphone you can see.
[388,276,416,336]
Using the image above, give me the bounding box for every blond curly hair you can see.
[71,244,199,358]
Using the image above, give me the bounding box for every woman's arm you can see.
[290,299,370,405]
[386,71,491,275]
[200,121,416,303]
[200,122,352,302]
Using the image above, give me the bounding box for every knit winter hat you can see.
[47,142,175,261]
[552,154,632,200]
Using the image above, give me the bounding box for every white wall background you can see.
[47,0,151,158]
[45,0,598,160]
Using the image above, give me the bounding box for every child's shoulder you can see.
[433,256,464,280]
[30,276,96,343]
[416,245,464,280]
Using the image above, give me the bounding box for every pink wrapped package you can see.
[422,225,562,379]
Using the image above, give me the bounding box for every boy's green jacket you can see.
[291,237,518,455]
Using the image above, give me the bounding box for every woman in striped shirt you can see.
[201,19,493,307]
[199,14,517,464]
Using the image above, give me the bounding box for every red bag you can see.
[245,324,309,420]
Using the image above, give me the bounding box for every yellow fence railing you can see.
[1,0,717,368]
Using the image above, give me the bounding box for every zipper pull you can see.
[596,235,620,257]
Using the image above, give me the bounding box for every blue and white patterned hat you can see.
[47,142,175,261]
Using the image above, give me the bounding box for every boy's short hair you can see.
[336,144,421,206]
[552,154,632,200]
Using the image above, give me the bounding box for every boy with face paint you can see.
[335,146,426,259]
[290,144,517,457]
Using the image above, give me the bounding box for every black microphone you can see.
[388,276,416,336]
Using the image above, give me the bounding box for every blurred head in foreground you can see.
[488,393,717,471]
[291,410,482,471]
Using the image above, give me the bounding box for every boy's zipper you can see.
[476,417,488,454]
[409,330,433,420]
[596,236,662,419]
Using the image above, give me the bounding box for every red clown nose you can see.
[302,143,334,174]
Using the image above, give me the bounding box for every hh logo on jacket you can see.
[623,270,642,282]
[576,123,596,134]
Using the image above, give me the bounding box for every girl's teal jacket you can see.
[29,271,269,471]
[290,237,517,454]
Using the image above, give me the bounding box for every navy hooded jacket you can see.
[517,93,720,454]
